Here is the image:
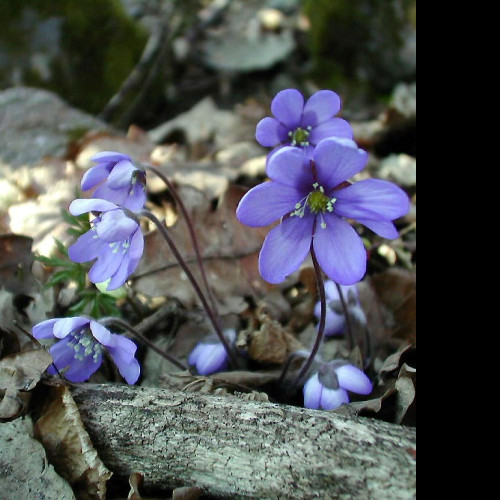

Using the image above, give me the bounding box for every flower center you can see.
[308,191,330,214]
[291,183,338,229]
[289,127,312,147]
[69,328,103,363]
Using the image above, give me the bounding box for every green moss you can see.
[0,0,147,114]
[303,0,416,96]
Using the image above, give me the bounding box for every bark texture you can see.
[72,384,416,500]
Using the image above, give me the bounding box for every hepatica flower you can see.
[315,282,360,337]
[68,199,144,290]
[81,151,147,211]
[237,138,410,285]
[188,330,236,376]
[33,317,140,384]
[303,360,372,411]
[256,89,353,158]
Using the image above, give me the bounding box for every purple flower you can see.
[68,199,144,290]
[315,282,360,337]
[33,317,140,384]
[236,138,410,286]
[188,330,236,376]
[303,360,372,411]
[81,151,147,211]
[256,89,353,158]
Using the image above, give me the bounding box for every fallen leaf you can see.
[0,416,76,499]
[127,472,144,500]
[395,364,416,425]
[238,313,303,365]
[0,348,52,420]
[35,385,113,500]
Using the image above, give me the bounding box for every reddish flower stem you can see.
[143,164,220,327]
[293,243,327,387]
[139,210,237,368]
[99,317,189,372]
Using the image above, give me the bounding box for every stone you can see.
[0,87,109,167]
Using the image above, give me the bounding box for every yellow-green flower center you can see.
[289,127,312,147]
[308,190,330,214]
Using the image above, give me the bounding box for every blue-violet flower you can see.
[81,151,147,211]
[68,199,144,290]
[236,138,410,286]
[315,282,360,337]
[33,317,140,384]
[303,360,372,411]
[256,89,353,158]
[188,330,236,376]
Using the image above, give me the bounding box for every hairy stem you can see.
[143,164,220,325]
[139,210,237,368]
[293,245,327,387]
[99,317,189,372]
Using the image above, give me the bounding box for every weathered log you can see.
[72,384,416,500]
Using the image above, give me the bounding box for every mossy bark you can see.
[0,0,147,114]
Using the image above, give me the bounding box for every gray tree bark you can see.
[72,385,416,500]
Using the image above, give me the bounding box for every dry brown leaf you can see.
[238,313,303,365]
[0,348,52,420]
[0,234,38,295]
[395,364,416,425]
[35,385,113,500]
[127,472,144,500]
[134,184,269,306]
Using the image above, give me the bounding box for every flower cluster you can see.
[303,360,372,411]
[70,153,147,290]
[239,91,409,286]
[33,317,140,384]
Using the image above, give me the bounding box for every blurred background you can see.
[0,0,416,131]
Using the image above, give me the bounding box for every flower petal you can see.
[196,344,228,376]
[107,160,137,189]
[106,335,140,384]
[64,353,103,383]
[69,198,118,216]
[320,387,350,410]
[358,219,400,239]
[91,151,132,164]
[237,182,304,228]
[49,337,76,371]
[303,373,323,410]
[309,118,354,145]
[53,317,90,339]
[95,210,138,243]
[335,179,410,222]
[271,89,305,129]
[259,214,314,284]
[313,215,367,285]
[266,146,312,189]
[68,228,106,263]
[256,117,289,147]
[336,365,373,395]
[315,302,345,337]
[188,344,206,366]
[302,90,341,127]
[107,251,132,291]
[81,164,112,191]
[89,321,113,347]
[93,183,129,207]
[32,319,59,339]
[88,246,125,285]
[313,138,368,191]
[123,183,147,211]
